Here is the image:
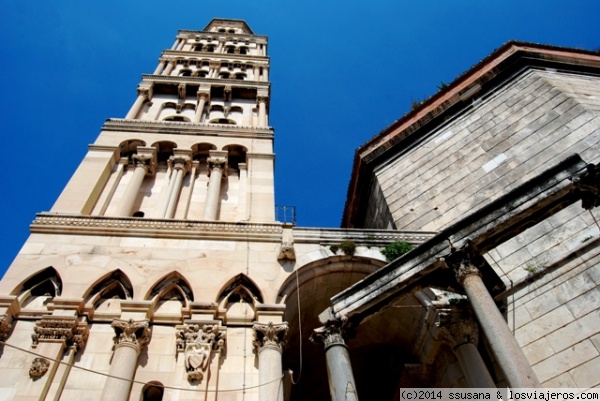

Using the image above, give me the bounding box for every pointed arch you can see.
[83,269,133,308]
[13,267,63,309]
[145,271,193,309]
[217,273,263,306]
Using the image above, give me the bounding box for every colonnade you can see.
[107,146,229,220]
[125,82,269,127]
[153,57,269,82]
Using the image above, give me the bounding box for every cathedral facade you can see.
[0,19,599,401]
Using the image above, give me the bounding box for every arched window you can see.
[163,116,190,122]
[219,72,230,79]
[141,381,164,401]
[217,274,263,324]
[235,73,246,80]
[14,267,62,310]
[226,46,235,54]
[209,118,236,125]
[239,47,248,55]
[179,69,192,77]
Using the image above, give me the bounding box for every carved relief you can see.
[111,318,150,348]
[0,315,12,342]
[435,310,479,349]
[252,321,288,351]
[176,324,226,383]
[31,317,88,351]
[29,357,50,379]
[310,317,354,350]
[277,241,296,260]
[443,241,485,284]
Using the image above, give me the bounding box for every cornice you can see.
[292,227,436,245]
[142,74,270,90]
[102,119,274,139]
[163,50,269,63]
[177,30,268,43]
[31,213,284,242]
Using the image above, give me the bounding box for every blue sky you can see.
[0,1,599,277]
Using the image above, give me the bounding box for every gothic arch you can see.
[145,272,193,320]
[217,274,263,324]
[12,267,63,309]
[83,269,133,312]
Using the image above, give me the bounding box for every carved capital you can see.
[178,83,186,100]
[252,321,288,351]
[137,87,150,99]
[572,163,600,210]
[31,317,89,351]
[207,150,228,178]
[132,148,157,175]
[197,91,210,101]
[175,323,226,383]
[310,318,353,350]
[444,241,484,284]
[29,357,50,379]
[257,96,268,104]
[170,155,191,173]
[0,314,12,342]
[111,318,150,348]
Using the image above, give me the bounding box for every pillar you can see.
[176,39,185,51]
[163,59,177,76]
[99,157,128,216]
[445,245,541,388]
[153,59,166,75]
[193,92,209,123]
[311,320,359,401]
[203,150,227,220]
[183,161,199,219]
[437,315,496,388]
[164,153,191,218]
[252,322,288,401]
[257,97,268,127]
[125,87,150,119]
[100,319,150,401]
[116,148,156,217]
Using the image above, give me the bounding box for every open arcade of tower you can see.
[0,18,599,401]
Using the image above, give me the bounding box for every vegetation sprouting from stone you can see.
[381,241,413,262]
[339,240,356,256]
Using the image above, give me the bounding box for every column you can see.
[171,38,180,50]
[153,59,166,75]
[193,91,209,123]
[445,245,541,388]
[164,153,191,219]
[100,319,150,401]
[116,148,156,217]
[252,322,288,401]
[262,66,269,82]
[183,161,199,219]
[257,97,268,127]
[311,320,359,401]
[437,316,496,388]
[125,87,150,119]
[99,158,128,216]
[163,59,177,76]
[203,151,227,220]
[176,39,185,51]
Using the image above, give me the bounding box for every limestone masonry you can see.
[0,19,598,401]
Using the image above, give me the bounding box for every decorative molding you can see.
[141,74,270,90]
[102,118,273,138]
[31,213,284,242]
[252,321,288,351]
[176,323,226,382]
[111,318,150,348]
[29,357,50,379]
[31,317,89,351]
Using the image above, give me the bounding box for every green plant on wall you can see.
[381,241,413,262]
[340,240,356,256]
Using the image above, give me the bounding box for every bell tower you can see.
[52,18,274,222]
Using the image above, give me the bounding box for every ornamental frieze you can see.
[31,317,88,351]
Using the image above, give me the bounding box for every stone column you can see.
[262,66,269,82]
[252,322,288,401]
[125,87,150,119]
[445,245,541,388]
[257,97,268,127]
[153,59,166,75]
[116,148,156,217]
[163,59,177,76]
[100,319,150,401]
[203,150,227,220]
[193,91,209,123]
[176,39,185,51]
[183,161,199,219]
[437,315,496,388]
[171,38,180,50]
[99,157,128,216]
[164,153,191,219]
[311,320,359,401]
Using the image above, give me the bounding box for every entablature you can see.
[293,227,435,246]
[141,74,270,92]
[101,118,274,139]
[177,30,268,44]
[162,50,269,63]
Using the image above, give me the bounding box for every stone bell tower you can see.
[52,18,274,222]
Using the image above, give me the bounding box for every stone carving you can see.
[0,314,12,342]
[137,87,150,99]
[435,311,479,349]
[310,318,353,349]
[176,324,226,382]
[252,321,288,351]
[277,241,296,260]
[443,241,485,284]
[29,357,50,379]
[207,155,228,178]
[31,317,88,351]
[111,319,150,348]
